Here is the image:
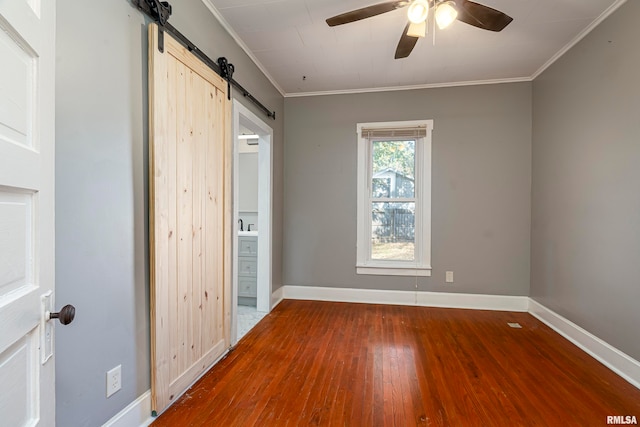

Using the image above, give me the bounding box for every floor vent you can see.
[507,322,522,329]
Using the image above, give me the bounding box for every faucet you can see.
[238,219,243,231]
[247,223,255,231]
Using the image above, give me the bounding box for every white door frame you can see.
[231,100,273,344]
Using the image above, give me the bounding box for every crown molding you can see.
[201,0,286,97]
[284,76,533,98]
[531,0,628,80]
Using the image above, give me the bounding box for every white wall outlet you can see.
[445,271,454,283]
[106,365,122,398]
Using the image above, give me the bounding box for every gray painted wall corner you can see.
[530,0,640,362]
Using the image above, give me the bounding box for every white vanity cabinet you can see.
[238,235,258,298]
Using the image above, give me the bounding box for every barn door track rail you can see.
[133,0,276,120]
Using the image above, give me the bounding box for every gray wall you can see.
[284,83,532,295]
[55,0,283,425]
[531,0,640,362]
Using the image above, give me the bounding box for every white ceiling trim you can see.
[285,76,533,98]
[201,0,286,97]
[531,0,628,80]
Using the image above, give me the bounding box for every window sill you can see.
[356,264,432,277]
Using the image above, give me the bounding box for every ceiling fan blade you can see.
[326,1,410,27]
[456,0,513,32]
[394,22,419,59]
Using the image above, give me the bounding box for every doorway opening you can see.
[232,100,273,344]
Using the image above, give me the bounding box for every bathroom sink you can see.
[238,230,258,237]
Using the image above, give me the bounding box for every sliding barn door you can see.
[148,23,231,414]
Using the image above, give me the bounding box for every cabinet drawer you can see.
[238,237,258,256]
[238,277,257,297]
[238,257,257,277]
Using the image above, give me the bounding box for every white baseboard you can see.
[271,286,284,308]
[528,299,640,389]
[280,285,529,312]
[102,390,153,427]
[416,291,529,311]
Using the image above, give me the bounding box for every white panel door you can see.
[0,0,56,426]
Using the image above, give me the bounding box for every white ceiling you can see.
[203,0,624,96]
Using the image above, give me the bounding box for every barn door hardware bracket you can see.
[217,57,235,101]
[132,0,276,120]
[134,0,172,52]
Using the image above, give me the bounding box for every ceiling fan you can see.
[326,0,513,59]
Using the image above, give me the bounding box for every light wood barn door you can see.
[148,23,231,414]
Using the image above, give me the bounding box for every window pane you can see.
[372,177,391,198]
[371,202,415,261]
[372,140,415,198]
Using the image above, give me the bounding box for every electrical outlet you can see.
[445,271,454,283]
[106,365,122,398]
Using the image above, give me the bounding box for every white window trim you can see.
[356,120,433,276]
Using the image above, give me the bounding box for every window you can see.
[356,120,432,276]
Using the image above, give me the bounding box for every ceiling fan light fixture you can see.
[407,0,429,24]
[407,20,427,38]
[435,1,458,29]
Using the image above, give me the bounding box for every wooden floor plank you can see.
[153,300,640,426]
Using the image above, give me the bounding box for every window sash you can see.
[367,137,421,265]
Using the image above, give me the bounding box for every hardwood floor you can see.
[152,300,640,426]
